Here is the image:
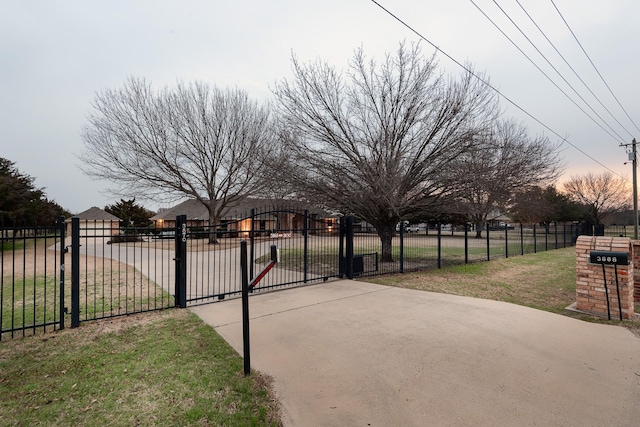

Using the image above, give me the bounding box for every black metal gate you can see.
[181,208,342,306]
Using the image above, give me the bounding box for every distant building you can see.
[68,207,121,237]
[150,198,339,237]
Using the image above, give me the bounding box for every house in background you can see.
[151,198,339,237]
[68,207,121,237]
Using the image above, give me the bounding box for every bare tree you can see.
[79,78,273,242]
[562,171,630,225]
[449,119,563,237]
[273,43,498,261]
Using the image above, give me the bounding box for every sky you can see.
[1,0,638,214]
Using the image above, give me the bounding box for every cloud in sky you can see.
[1,0,638,213]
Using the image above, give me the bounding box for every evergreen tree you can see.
[0,157,68,224]
[104,198,153,228]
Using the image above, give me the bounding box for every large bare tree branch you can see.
[447,119,564,237]
[79,78,273,241]
[273,43,498,261]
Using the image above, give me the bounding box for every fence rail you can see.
[2,210,590,339]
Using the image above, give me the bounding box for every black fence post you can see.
[437,223,442,268]
[520,224,524,256]
[240,241,251,376]
[555,223,558,249]
[303,210,309,283]
[58,216,66,330]
[174,215,187,308]
[464,223,469,264]
[545,225,549,251]
[249,209,255,280]
[486,223,490,261]
[399,222,405,273]
[533,224,537,253]
[563,224,567,248]
[71,217,80,328]
[338,216,345,277]
[346,216,354,279]
[505,224,509,258]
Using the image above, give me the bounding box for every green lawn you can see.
[0,309,281,426]
[364,247,577,313]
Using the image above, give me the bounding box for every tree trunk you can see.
[378,223,396,263]
[473,219,485,239]
[207,210,220,245]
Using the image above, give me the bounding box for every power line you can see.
[368,0,625,178]
[470,0,626,145]
[514,0,636,140]
[551,0,640,135]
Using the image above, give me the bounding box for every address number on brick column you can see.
[589,251,629,265]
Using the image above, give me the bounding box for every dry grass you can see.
[365,248,576,312]
[364,247,640,336]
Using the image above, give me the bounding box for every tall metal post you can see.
[399,222,405,273]
[486,223,490,261]
[437,223,442,268]
[174,215,187,308]
[303,210,309,283]
[241,241,251,376]
[345,216,354,279]
[249,209,255,280]
[633,138,638,240]
[621,138,638,239]
[464,223,469,264]
[58,216,66,330]
[338,216,345,277]
[71,217,80,328]
[505,224,509,258]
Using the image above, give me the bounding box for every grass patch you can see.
[365,247,579,313]
[0,309,281,426]
[2,237,175,338]
[2,275,60,333]
[364,247,640,335]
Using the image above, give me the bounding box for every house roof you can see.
[72,207,121,221]
[151,198,336,221]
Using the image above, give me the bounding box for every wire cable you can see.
[470,0,625,144]
[368,0,624,178]
[514,0,636,140]
[551,0,640,135]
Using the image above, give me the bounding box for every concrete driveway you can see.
[191,280,640,427]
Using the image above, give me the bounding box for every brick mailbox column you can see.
[575,236,634,319]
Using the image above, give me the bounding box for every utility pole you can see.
[622,138,638,239]
[634,138,638,240]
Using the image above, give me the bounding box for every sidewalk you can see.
[191,280,640,426]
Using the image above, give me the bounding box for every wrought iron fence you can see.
[68,217,176,326]
[2,209,582,339]
[349,222,579,278]
[1,219,66,340]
